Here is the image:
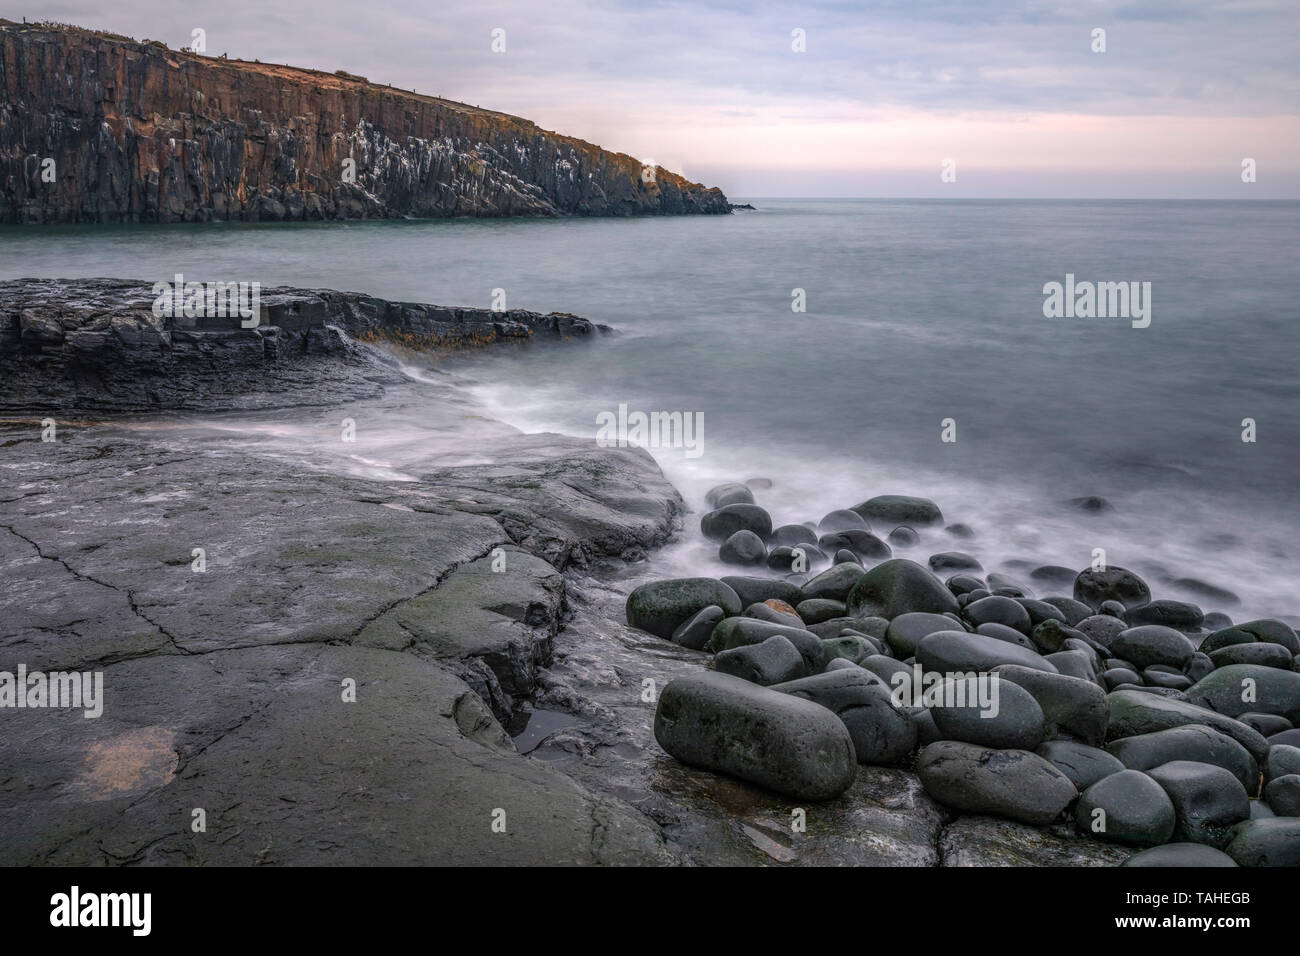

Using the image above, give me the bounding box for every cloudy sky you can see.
[30,0,1300,197]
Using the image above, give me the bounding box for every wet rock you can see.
[931,676,1046,750]
[1123,600,1204,630]
[1243,714,1294,739]
[887,526,920,547]
[705,483,755,508]
[1235,619,1300,655]
[1074,567,1151,611]
[720,576,805,608]
[1044,649,1097,683]
[1110,625,1195,670]
[1103,668,1143,690]
[820,634,877,667]
[1037,740,1126,790]
[1018,599,1068,630]
[946,574,987,596]
[1146,761,1250,846]
[719,529,766,566]
[995,664,1109,745]
[1269,728,1300,748]
[1042,597,1095,627]
[772,669,917,765]
[671,604,725,650]
[1075,770,1175,845]
[1264,775,1300,816]
[938,815,1128,866]
[834,549,863,566]
[800,563,868,602]
[917,630,1058,675]
[743,600,803,628]
[929,551,982,573]
[1143,668,1192,691]
[1122,843,1238,867]
[1105,689,1269,765]
[1223,818,1300,866]
[852,495,943,527]
[1187,664,1300,723]
[818,529,891,560]
[771,524,819,548]
[654,671,857,801]
[1100,600,1128,618]
[819,508,868,532]
[1185,652,1214,683]
[701,504,773,542]
[626,577,742,640]
[707,618,825,674]
[766,544,826,573]
[845,559,959,620]
[886,612,964,657]
[1106,725,1258,793]
[978,622,1036,651]
[861,655,912,688]
[796,598,847,625]
[1266,744,1300,781]
[916,741,1076,826]
[1076,614,1127,648]
[1209,643,1295,670]
[944,523,975,539]
[713,635,807,686]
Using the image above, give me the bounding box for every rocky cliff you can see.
[0,20,731,223]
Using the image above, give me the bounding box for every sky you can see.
[26,0,1300,198]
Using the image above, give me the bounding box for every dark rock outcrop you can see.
[0,20,731,223]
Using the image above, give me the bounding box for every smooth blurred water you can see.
[3,199,1298,618]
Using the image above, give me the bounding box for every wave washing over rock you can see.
[0,20,731,223]
[630,485,1300,866]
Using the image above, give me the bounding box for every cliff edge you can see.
[0,20,732,223]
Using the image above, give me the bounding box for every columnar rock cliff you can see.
[0,20,731,223]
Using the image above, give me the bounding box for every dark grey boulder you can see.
[626,577,742,640]
[719,529,767,566]
[818,529,891,560]
[1123,600,1204,630]
[852,495,943,527]
[1100,600,1127,618]
[796,598,847,625]
[1242,713,1293,738]
[1122,843,1237,867]
[821,634,876,667]
[1106,725,1258,793]
[944,523,975,539]
[819,508,869,532]
[1019,598,1067,629]
[1266,744,1300,781]
[1074,566,1151,611]
[1199,626,1258,655]
[1042,596,1094,627]
[888,526,920,546]
[743,600,803,628]
[946,574,987,596]
[1110,625,1195,670]
[1075,770,1175,845]
[1106,689,1269,765]
[1029,618,1082,654]
[912,707,943,745]
[714,634,807,686]
[846,559,959,619]
[800,562,867,602]
[654,671,857,801]
[964,595,1032,635]
[720,575,804,608]
[1076,614,1127,648]
[861,654,912,689]
[766,544,826,572]
[808,616,886,640]
[886,611,963,657]
[995,664,1109,745]
[987,573,1033,597]
[834,548,863,566]
[1142,668,1192,690]
[1264,774,1300,816]
[1103,668,1143,691]
[977,622,1036,651]
[929,551,982,574]
[705,482,755,508]
[771,523,818,548]
[1044,649,1098,683]
[916,741,1076,825]
[708,617,825,673]
[700,503,772,542]
[670,604,725,650]
[1037,740,1126,790]
[1185,652,1214,683]
[1235,619,1300,655]
[772,668,917,765]
[1146,760,1250,847]
[1223,818,1300,866]
[1187,664,1300,723]
[1209,642,1295,670]
[1202,611,1234,631]
[931,676,1046,750]
[917,630,1058,675]
[1269,728,1300,748]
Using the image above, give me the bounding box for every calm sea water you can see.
[3,199,1298,618]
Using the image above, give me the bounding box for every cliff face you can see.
[0,21,731,223]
